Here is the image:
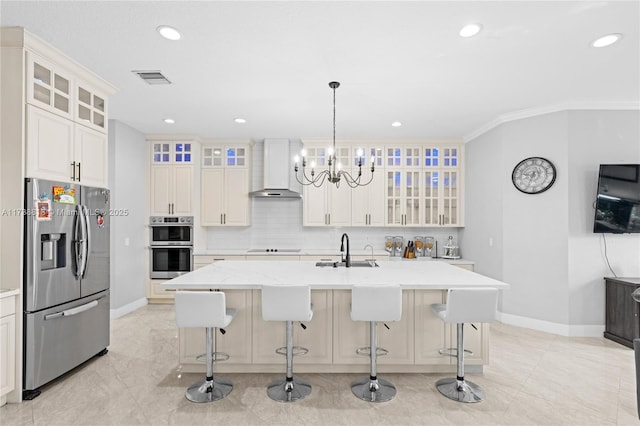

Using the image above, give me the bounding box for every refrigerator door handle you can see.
[82,205,91,278]
[74,204,87,278]
[44,298,102,320]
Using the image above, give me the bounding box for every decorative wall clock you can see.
[512,157,556,194]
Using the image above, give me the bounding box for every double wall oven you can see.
[149,216,193,279]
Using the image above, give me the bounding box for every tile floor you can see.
[1,304,638,425]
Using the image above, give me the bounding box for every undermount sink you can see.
[315,260,379,268]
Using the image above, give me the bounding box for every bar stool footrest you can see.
[437,347,473,357]
[275,346,309,357]
[355,346,389,357]
[195,352,230,363]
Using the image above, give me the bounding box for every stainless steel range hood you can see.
[250,139,301,199]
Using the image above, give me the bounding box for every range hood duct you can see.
[250,139,301,199]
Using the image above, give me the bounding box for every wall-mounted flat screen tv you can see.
[593,164,640,234]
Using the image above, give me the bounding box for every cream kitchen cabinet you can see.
[201,144,250,226]
[150,164,193,216]
[26,104,108,187]
[301,143,352,226]
[422,145,463,226]
[385,143,464,227]
[75,81,107,133]
[26,51,73,120]
[73,124,108,187]
[303,183,352,226]
[149,140,196,216]
[351,170,385,226]
[0,292,17,405]
[151,141,194,165]
[26,105,74,182]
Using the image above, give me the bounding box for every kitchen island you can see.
[162,260,509,374]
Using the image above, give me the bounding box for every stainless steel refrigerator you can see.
[23,178,110,399]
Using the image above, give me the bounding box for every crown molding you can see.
[464,101,640,143]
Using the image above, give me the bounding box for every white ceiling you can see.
[2,1,638,141]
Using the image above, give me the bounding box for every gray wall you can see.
[108,120,147,313]
[461,110,640,333]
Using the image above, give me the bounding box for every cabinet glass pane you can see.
[34,84,51,105]
[79,87,91,105]
[54,74,69,94]
[405,171,420,224]
[424,172,438,225]
[176,154,183,162]
[184,153,191,162]
[443,148,458,167]
[424,148,439,167]
[162,153,169,162]
[94,95,105,112]
[54,93,69,113]
[386,171,402,225]
[387,148,401,167]
[33,63,50,85]
[176,144,183,152]
[79,105,91,122]
[406,148,420,167]
[93,112,105,128]
[227,148,236,166]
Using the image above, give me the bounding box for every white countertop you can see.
[162,260,508,290]
[193,249,389,257]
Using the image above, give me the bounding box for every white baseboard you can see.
[110,297,148,320]
[497,311,605,337]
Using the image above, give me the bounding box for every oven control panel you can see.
[150,216,193,224]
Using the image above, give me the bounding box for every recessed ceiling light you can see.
[591,33,622,48]
[234,118,247,124]
[391,121,402,127]
[163,118,175,124]
[459,23,482,38]
[157,25,181,41]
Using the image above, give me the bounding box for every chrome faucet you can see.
[340,233,351,267]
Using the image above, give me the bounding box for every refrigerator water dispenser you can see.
[41,233,65,270]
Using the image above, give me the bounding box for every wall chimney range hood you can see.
[250,139,301,199]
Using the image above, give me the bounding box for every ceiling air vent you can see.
[132,70,171,85]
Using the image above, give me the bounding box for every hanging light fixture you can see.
[294,81,375,188]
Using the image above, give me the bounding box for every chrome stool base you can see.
[185,377,233,403]
[351,377,396,403]
[267,377,312,402]
[436,377,485,403]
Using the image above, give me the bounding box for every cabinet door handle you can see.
[77,162,81,181]
[71,161,76,181]
[223,213,226,224]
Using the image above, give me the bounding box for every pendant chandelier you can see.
[294,82,375,188]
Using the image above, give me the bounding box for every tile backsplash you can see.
[206,198,459,255]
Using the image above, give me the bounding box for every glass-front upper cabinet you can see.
[423,145,462,226]
[202,145,247,168]
[27,52,72,119]
[76,82,107,132]
[152,142,193,164]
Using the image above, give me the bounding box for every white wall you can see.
[566,110,640,328]
[462,109,640,335]
[108,120,148,316]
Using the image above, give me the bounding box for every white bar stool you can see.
[262,284,313,402]
[175,290,236,403]
[350,284,402,402]
[431,287,498,403]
